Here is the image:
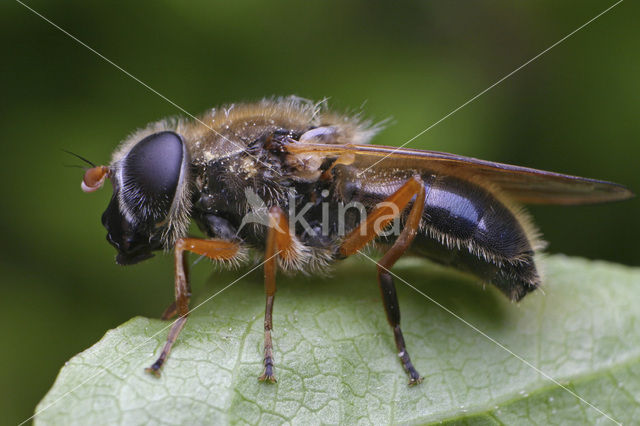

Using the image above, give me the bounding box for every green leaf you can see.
[35,255,640,425]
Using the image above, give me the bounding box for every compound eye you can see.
[121,131,185,220]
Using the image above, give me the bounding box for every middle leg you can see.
[258,206,295,383]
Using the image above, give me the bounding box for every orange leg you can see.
[339,176,427,385]
[146,238,242,376]
[160,301,178,320]
[258,206,294,383]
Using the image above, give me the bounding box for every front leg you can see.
[146,238,242,376]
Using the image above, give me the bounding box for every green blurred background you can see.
[2,0,638,423]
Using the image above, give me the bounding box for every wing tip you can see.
[594,178,634,201]
[612,184,635,202]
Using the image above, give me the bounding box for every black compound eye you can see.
[121,131,185,221]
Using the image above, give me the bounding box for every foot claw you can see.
[145,360,163,377]
[258,363,277,383]
[258,373,277,383]
[408,375,423,386]
[145,366,161,377]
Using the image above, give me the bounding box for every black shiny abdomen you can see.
[422,175,531,259]
[412,174,539,301]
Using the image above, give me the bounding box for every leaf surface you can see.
[36,256,640,425]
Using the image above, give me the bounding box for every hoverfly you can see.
[78,96,633,385]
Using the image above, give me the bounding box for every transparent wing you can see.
[284,142,634,205]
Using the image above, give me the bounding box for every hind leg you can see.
[339,176,426,385]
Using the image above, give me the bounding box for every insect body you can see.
[80,97,633,384]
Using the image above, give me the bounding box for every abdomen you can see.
[411,174,541,301]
